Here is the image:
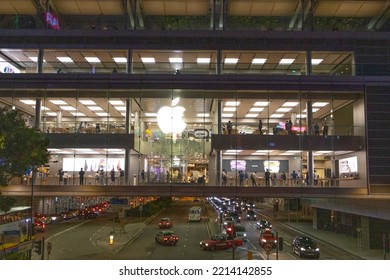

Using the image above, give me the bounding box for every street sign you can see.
[110,198,128,205]
[264,243,273,253]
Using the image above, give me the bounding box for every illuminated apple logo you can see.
[157,97,186,134]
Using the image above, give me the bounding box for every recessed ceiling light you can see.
[197,113,210,117]
[282,102,299,107]
[223,107,237,112]
[85,57,101,63]
[197,58,210,64]
[270,114,284,118]
[33,106,50,111]
[279,58,295,65]
[113,57,127,63]
[245,113,258,118]
[114,106,126,111]
[108,100,124,105]
[276,107,292,112]
[19,99,36,105]
[297,114,307,118]
[303,108,319,113]
[225,101,240,106]
[57,56,73,63]
[252,58,267,64]
[224,58,239,64]
[169,58,183,63]
[79,100,96,105]
[87,106,103,111]
[249,107,264,112]
[96,112,109,117]
[144,112,157,117]
[45,112,57,116]
[28,57,46,62]
[70,112,85,116]
[141,57,155,63]
[222,113,234,118]
[60,106,76,111]
[312,59,323,65]
[50,100,67,105]
[312,102,329,107]
[254,101,269,106]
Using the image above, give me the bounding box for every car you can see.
[246,210,256,220]
[33,221,46,233]
[155,230,179,246]
[200,234,243,250]
[223,216,235,227]
[259,228,278,248]
[233,224,247,242]
[49,213,64,223]
[256,219,272,230]
[35,214,52,225]
[246,201,256,210]
[78,210,97,219]
[292,236,320,259]
[158,217,173,229]
[60,211,74,220]
[230,212,241,223]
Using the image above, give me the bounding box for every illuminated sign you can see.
[44,12,60,30]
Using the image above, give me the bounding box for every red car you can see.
[158,217,173,229]
[259,228,278,248]
[200,234,243,250]
[155,230,179,246]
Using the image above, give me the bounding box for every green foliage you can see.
[0,106,50,187]
[0,196,16,212]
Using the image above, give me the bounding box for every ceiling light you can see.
[270,113,284,118]
[45,112,57,116]
[50,100,67,105]
[0,58,5,62]
[19,99,36,105]
[252,58,267,64]
[114,106,126,111]
[108,100,124,105]
[282,102,299,107]
[79,100,96,105]
[141,57,155,63]
[225,101,240,106]
[87,106,103,111]
[197,113,210,117]
[303,108,319,113]
[297,114,307,118]
[33,106,50,111]
[249,107,264,112]
[276,107,292,112]
[169,58,183,63]
[312,59,323,65]
[225,149,243,154]
[57,56,73,63]
[197,58,210,64]
[279,58,295,65]
[286,150,301,153]
[96,112,109,117]
[245,113,258,118]
[223,107,236,112]
[28,57,46,62]
[222,113,234,118]
[312,102,329,107]
[60,106,76,111]
[145,112,157,117]
[70,112,85,116]
[252,152,266,155]
[85,57,101,63]
[254,101,269,106]
[224,58,239,64]
[113,57,127,63]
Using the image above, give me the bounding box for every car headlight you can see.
[243,233,247,237]
[205,243,209,247]
[315,248,320,252]
[300,247,306,251]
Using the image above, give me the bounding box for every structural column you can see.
[216,49,222,75]
[36,48,44,74]
[126,49,133,74]
[306,50,312,75]
[306,101,314,186]
[216,100,223,185]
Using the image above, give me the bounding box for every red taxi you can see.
[200,234,243,251]
[259,228,278,248]
[158,217,173,229]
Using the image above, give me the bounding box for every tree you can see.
[0,106,50,187]
[0,196,16,212]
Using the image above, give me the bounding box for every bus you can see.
[0,206,33,255]
[188,206,202,222]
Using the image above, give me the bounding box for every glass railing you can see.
[42,120,127,134]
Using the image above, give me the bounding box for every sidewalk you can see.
[257,203,384,260]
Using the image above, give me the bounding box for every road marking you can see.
[45,220,90,242]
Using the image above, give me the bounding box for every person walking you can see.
[227,121,233,135]
[119,168,124,185]
[291,170,298,185]
[222,169,228,186]
[322,122,329,136]
[79,168,85,185]
[239,170,244,186]
[258,119,263,134]
[313,122,320,135]
[58,168,64,185]
[265,169,271,187]
[250,172,257,186]
[110,168,116,185]
[99,169,105,186]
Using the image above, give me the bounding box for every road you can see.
[32,200,359,260]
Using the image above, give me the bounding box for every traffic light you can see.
[34,240,42,255]
[226,223,235,239]
[278,237,283,251]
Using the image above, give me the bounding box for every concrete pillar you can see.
[126,49,133,74]
[35,99,41,130]
[36,48,44,73]
[217,49,222,75]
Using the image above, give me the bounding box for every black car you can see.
[78,210,97,219]
[155,230,179,246]
[246,210,256,220]
[256,219,272,230]
[292,236,320,259]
